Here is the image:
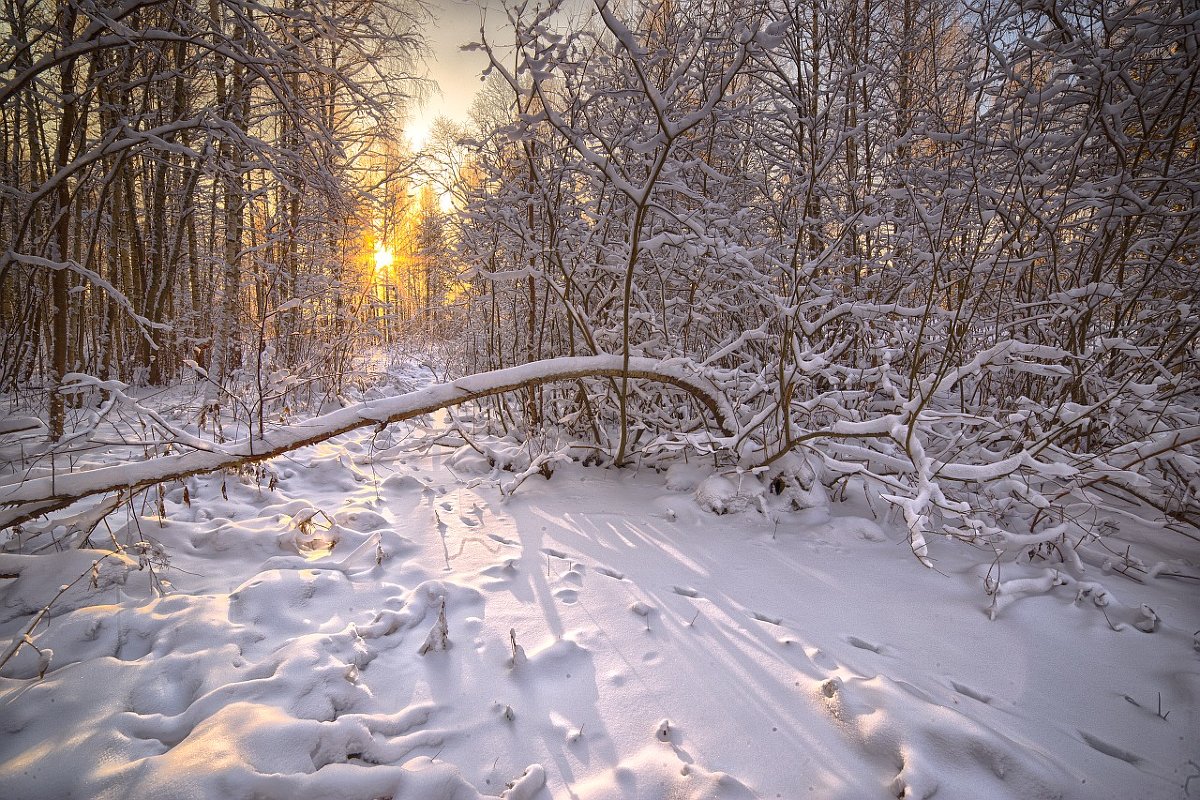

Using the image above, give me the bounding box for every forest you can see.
[0,0,1197,798]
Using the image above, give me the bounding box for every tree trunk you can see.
[49,7,79,440]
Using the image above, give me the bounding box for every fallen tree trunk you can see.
[0,355,737,531]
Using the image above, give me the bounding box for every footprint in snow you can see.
[846,635,882,653]
[595,566,625,580]
[671,585,700,598]
[806,647,837,669]
[487,533,518,546]
[950,681,992,705]
[751,611,783,626]
[554,588,579,605]
[1079,730,1141,764]
[541,547,569,559]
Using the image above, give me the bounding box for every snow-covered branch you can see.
[0,356,735,531]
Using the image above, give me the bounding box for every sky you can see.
[406,0,499,150]
[407,0,592,150]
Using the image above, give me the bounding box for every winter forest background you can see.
[1,0,1198,797]
[4,0,1197,555]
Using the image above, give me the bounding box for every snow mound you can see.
[812,672,1071,798]
[333,508,390,532]
[665,461,710,492]
[381,473,430,493]
[447,446,492,475]
[575,745,755,799]
[0,549,148,625]
[694,473,764,515]
[764,453,828,511]
[829,515,889,542]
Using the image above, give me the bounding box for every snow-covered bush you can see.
[764,454,828,512]
[444,0,1198,577]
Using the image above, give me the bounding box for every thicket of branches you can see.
[447,0,1199,561]
[0,0,1196,577]
[0,0,424,437]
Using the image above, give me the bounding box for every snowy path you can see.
[1,406,1196,799]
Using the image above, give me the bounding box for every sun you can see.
[373,240,394,274]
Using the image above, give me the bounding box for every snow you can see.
[694,473,765,515]
[1,368,1197,800]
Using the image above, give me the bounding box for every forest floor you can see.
[0,360,1197,799]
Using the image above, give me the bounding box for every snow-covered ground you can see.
[1,365,1197,799]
